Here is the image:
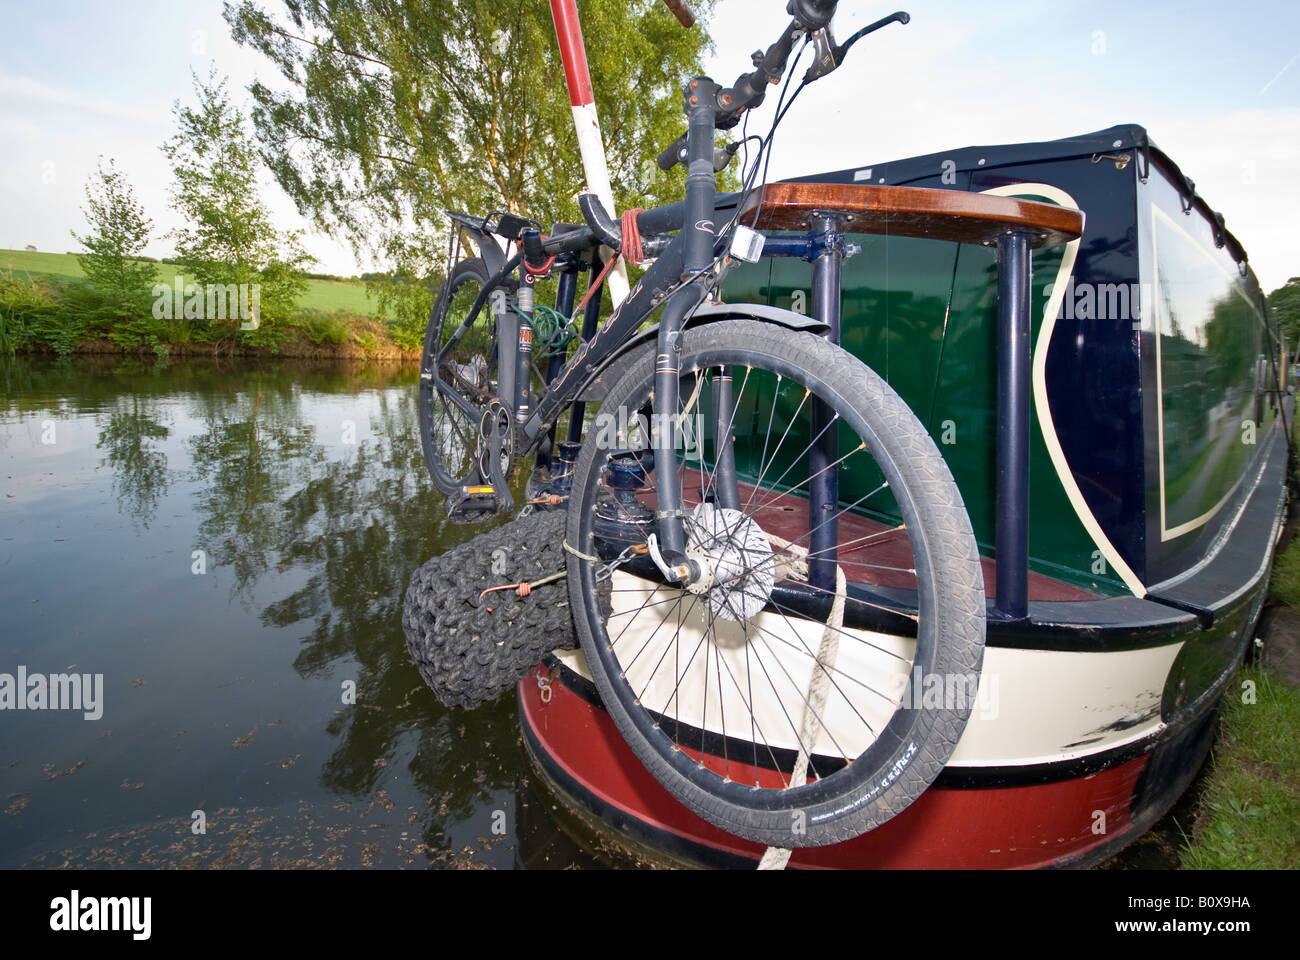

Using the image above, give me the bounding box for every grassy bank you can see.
[1,248,420,360]
[1174,418,1300,869]
[2,248,375,314]
[1178,665,1300,868]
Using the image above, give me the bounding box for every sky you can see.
[1,0,1298,291]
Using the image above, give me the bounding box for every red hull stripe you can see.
[549,0,595,107]
[520,664,1146,869]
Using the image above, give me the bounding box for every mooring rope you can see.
[757,556,847,871]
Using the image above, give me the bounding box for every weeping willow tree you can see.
[224,0,722,341]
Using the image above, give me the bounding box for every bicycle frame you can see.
[433,79,737,572]
[433,0,872,573]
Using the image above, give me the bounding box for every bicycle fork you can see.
[650,77,723,576]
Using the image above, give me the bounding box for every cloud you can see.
[0,69,348,273]
[0,73,164,128]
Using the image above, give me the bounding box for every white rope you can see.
[765,532,809,583]
[757,557,847,870]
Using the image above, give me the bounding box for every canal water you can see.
[0,356,607,868]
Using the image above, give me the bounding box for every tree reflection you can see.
[187,376,325,601]
[173,363,520,845]
[96,395,171,529]
[35,356,541,859]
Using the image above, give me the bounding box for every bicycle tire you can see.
[564,319,986,848]
[419,257,498,495]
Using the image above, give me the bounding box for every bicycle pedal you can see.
[446,484,504,525]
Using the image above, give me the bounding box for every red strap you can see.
[621,208,646,264]
[575,254,620,315]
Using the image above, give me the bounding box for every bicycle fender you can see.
[444,212,510,277]
[575,303,829,402]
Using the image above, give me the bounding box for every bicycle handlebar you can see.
[656,134,741,173]
[541,191,744,261]
[712,16,803,130]
[787,0,837,30]
[657,135,687,172]
[655,3,908,169]
[709,1,847,127]
[555,3,914,259]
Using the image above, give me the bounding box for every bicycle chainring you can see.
[478,400,516,487]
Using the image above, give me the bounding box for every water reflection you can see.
[0,355,602,868]
[97,398,172,529]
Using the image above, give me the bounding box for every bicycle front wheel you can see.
[564,319,986,848]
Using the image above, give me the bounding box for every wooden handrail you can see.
[740,182,1084,249]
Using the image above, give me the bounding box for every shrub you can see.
[295,310,350,345]
[0,274,79,356]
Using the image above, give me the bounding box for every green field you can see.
[1,248,377,316]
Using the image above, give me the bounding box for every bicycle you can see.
[418,0,988,848]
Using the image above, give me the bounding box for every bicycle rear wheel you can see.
[418,257,498,495]
[564,319,986,848]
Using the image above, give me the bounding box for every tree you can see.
[1267,277,1300,354]
[162,68,313,343]
[223,0,724,338]
[72,158,158,322]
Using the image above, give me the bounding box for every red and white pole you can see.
[549,0,630,306]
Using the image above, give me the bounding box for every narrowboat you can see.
[515,123,1291,868]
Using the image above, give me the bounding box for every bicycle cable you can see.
[718,34,812,247]
[554,38,816,395]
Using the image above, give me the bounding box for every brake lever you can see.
[803,26,839,83]
[803,9,910,84]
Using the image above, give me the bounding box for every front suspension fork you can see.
[649,76,722,573]
[651,290,699,565]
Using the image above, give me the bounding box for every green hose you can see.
[515,302,580,359]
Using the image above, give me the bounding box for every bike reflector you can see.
[730,224,766,263]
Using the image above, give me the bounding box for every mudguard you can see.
[575,302,829,401]
[445,211,511,276]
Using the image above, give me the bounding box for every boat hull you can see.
[513,123,1291,867]
[516,423,1285,868]
[518,650,1220,869]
